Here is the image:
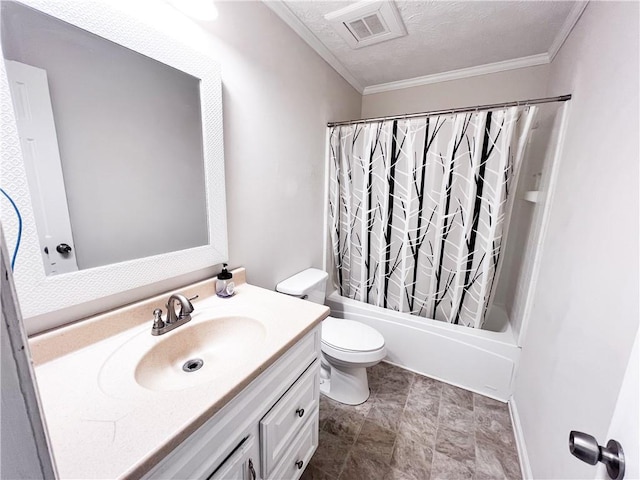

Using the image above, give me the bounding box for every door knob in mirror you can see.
[56,243,72,255]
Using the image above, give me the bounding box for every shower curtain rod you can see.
[326,94,571,127]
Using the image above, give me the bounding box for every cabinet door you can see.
[267,413,319,480]
[260,361,319,476]
[208,435,259,480]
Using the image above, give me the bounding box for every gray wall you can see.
[206,2,362,289]
[2,2,208,270]
[514,2,639,477]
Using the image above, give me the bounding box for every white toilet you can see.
[276,268,386,405]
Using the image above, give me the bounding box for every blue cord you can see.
[0,187,22,270]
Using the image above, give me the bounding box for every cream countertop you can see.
[29,269,329,479]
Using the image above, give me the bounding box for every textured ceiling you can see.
[282,1,577,87]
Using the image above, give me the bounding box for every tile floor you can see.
[301,362,521,480]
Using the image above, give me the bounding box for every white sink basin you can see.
[99,310,267,394]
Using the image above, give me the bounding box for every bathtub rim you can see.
[325,290,518,347]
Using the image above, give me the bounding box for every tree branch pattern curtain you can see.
[328,106,537,329]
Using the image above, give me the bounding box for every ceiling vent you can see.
[325,0,407,49]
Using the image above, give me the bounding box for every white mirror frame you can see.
[0,0,227,320]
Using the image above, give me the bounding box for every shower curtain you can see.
[328,106,536,329]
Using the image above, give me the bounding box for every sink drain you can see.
[182,358,204,372]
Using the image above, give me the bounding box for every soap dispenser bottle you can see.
[216,264,234,298]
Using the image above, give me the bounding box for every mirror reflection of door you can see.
[6,60,78,275]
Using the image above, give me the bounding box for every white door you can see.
[1,225,57,478]
[6,60,78,275]
[595,331,639,480]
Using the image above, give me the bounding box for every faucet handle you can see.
[179,295,199,318]
[180,296,195,317]
[152,308,165,330]
[180,295,199,317]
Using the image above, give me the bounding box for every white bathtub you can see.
[325,291,521,401]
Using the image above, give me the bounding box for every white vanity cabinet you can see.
[142,326,321,480]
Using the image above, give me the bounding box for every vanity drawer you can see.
[260,360,319,476]
[266,411,319,480]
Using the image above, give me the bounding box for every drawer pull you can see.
[295,460,304,470]
[248,459,256,480]
[296,408,305,418]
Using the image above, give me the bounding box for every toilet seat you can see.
[321,317,386,364]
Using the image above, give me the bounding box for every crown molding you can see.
[263,0,364,93]
[548,1,589,61]
[363,53,550,95]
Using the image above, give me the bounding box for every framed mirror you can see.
[0,0,227,323]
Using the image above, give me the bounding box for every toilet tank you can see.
[276,268,328,304]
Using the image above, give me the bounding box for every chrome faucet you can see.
[151,293,198,336]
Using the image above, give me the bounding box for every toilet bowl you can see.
[319,317,386,404]
[276,269,386,405]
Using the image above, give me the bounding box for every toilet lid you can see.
[321,317,385,353]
